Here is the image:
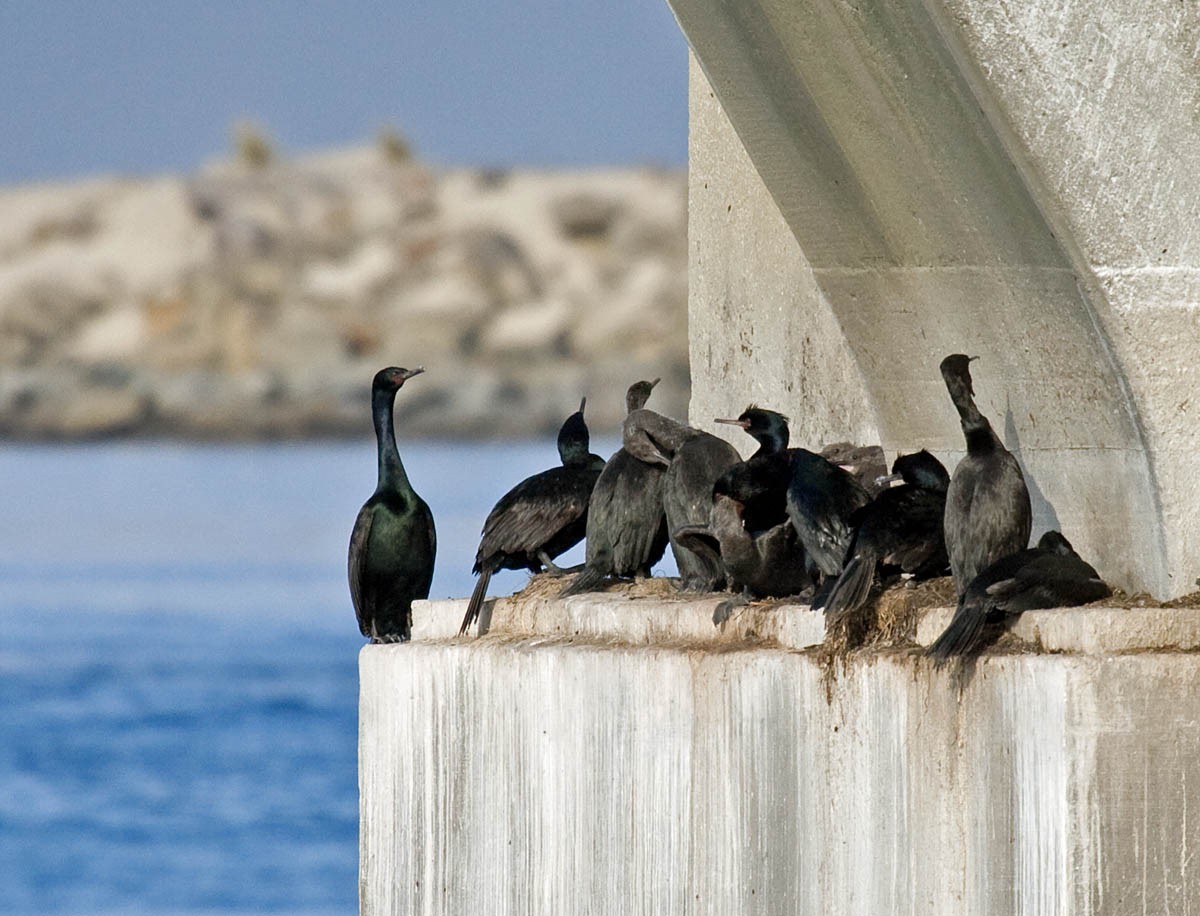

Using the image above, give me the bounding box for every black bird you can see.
[675,494,812,624]
[348,367,437,643]
[621,409,742,591]
[713,407,793,532]
[821,450,950,623]
[560,380,668,597]
[786,447,872,596]
[940,354,1032,598]
[926,530,1110,662]
[459,399,605,635]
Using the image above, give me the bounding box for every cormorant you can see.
[821,449,950,623]
[713,407,793,532]
[926,530,1110,662]
[675,494,812,624]
[459,399,605,635]
[348,366,436,643]
[786,447,871,592]
[621,408,742,591]
[940,354,1032,597]
[560,379,669,597]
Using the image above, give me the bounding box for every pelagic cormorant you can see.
[713,407,793,532]
[926,530,1110,662]
[621,408,742,591]
[821,449,950,623]
[560,379,669,597]
[940,354,1032,597]
[459,399,605,635]
[348,367,437,643]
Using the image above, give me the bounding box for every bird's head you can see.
[625,377,661,413]
[373,366,425,392]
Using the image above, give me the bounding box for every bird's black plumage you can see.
[460,400,605,635]
[940,354,1032,597]
[348,366,437,643]
[713,407,793,532]
[560,380,669,597]
[786,447,871,587]
[821,450,950,622]
[675,494,812,624]
[926,530,1110,663]
[622,408,743,591]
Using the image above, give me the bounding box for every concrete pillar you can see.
[671,0,1200,598]
[359,597,1200,915]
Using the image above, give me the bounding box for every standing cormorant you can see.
[926,530,1110,662]
[821,450,950,623]
[940,354,1032,597]
[459,399,605,635]
[713,407,793,532]
[560,379,669,597]
[621,408,742,591]
[348,366,436,643]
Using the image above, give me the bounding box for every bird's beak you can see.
[401,367,425,381]
[578,396,587,414]
[714,417,749,429]
[875,472,904,488]
[650,377,661,389]
[968,355,979,363]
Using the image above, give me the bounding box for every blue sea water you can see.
[0,439,619,915]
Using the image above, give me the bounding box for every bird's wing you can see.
[348,504,375,636]
[987,555,1110,612]
[480,470,591,557]
[415,497,437,597]
[877,490,947,573]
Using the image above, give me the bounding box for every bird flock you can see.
[348,354,1111,662]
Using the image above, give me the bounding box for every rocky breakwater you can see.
[0,148,688,439]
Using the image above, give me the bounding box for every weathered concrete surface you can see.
[361,597,1200,915]
[670,1,1200,598]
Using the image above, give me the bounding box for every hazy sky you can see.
[0,1,688,185]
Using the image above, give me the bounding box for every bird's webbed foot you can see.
[538,552,585,577]
[371,632,410,645]
[713,590,751,627]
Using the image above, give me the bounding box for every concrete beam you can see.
[669,0,1200,597]
[361,597,1200,915]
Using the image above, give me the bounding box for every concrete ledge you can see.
[412,587,826,649]
[415,585,1200,656]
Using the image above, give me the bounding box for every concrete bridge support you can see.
[672,0,1200,598]
[360,597,1200,915]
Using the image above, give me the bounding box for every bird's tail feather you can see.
[821,553,874,621]
[559,564,606,598]
[926,599,987,665]
[460,567,492,636]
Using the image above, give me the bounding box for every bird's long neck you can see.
[963,417,1002,455]
[625,410,690,463]
[373,387,412,493]
[946,376,1002,455]
[752,428,788,459]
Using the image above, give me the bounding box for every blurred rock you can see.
[0,147,688,439]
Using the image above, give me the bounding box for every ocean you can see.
[0,439,622,914]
